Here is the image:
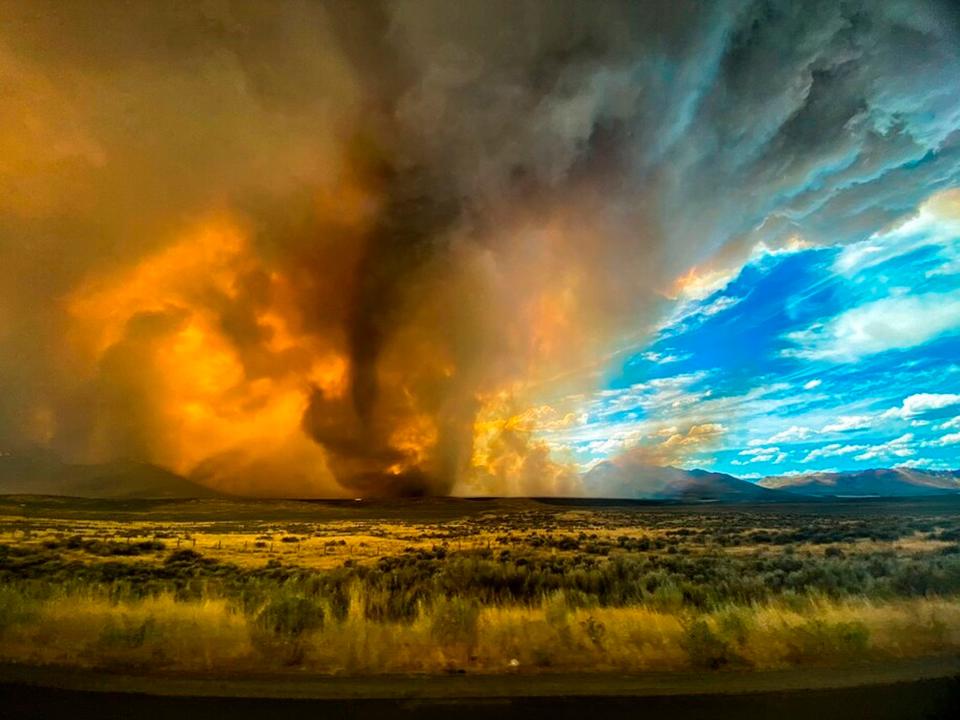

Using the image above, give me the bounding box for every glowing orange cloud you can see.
[64,214,349,496]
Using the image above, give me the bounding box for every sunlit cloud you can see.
[821,415,875,433]
[882,393,960,419]
[802,443,869,463]
[854,434,916,462]
[749,426,814,446]
[783,292,960,362]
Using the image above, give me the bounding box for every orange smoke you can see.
[52,193,714,497]
[468,390,580,496]
[67,217,249,361]
[65,214,350,495]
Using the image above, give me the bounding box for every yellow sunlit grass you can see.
[3,590,959,675]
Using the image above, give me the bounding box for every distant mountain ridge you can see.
[583,462,960,501]
[582,462,790,502]
[759,467,960,497]
[0,450,221,499]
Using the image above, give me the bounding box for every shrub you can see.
[326,582,351,622]
[715,607,751,647]
[682,619,737,669]
[580,615,606,648]
[98,616,155,649]
[256,596,325,639]
[430,596,480,648]
[544,593,573,645]
[364,586,422,622]
[164,549,205,566]
[0,586,36,636]
[784,619,870,663]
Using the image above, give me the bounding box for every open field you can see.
[1,496,960,676]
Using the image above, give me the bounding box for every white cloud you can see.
[753,425,814,445]
[940,417,960,430]
[580,372,711,419]
[641,351,691,365]
[739,446,779,456]
[656,292,745,338]
[933,432,960,446]
[803,379,822,390]
[927,259,960,279]
[833,243,885,274]
[771,468,839,478]
[783,291,960,362]
[734,446,787,464]
[895,458,936,469]
[854,434,915,461]
[801,443,869,463]
[882,393,960,419]
[834,195,960,277]
[699,295,741,317]
[821,415,874,433]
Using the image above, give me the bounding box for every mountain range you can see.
[581,462,786,502]
[0,449,221,499]
[0,449,958,500]
[758,467,960,497]
[581,463,960,502]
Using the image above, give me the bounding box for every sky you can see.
[1,1,960,496]
[536,190,960,479]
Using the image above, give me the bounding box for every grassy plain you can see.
[1,496,959,675]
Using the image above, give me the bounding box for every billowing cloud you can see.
[854,433,916,461]
[784,292,960,362]
[751,426,814,445]
[822,415,875,433]
[802,443,868,463]
[732,446,787,465]
[882,393,960,419]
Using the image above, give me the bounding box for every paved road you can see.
[2,660,958,719]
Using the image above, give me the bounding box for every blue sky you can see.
[540,191,960,478]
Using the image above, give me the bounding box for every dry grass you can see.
[3,498,960,676]
[2,588,958,675]
[1,594,250,670]
[0,517,515,570]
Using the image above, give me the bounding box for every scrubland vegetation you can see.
[0,497,959,675]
